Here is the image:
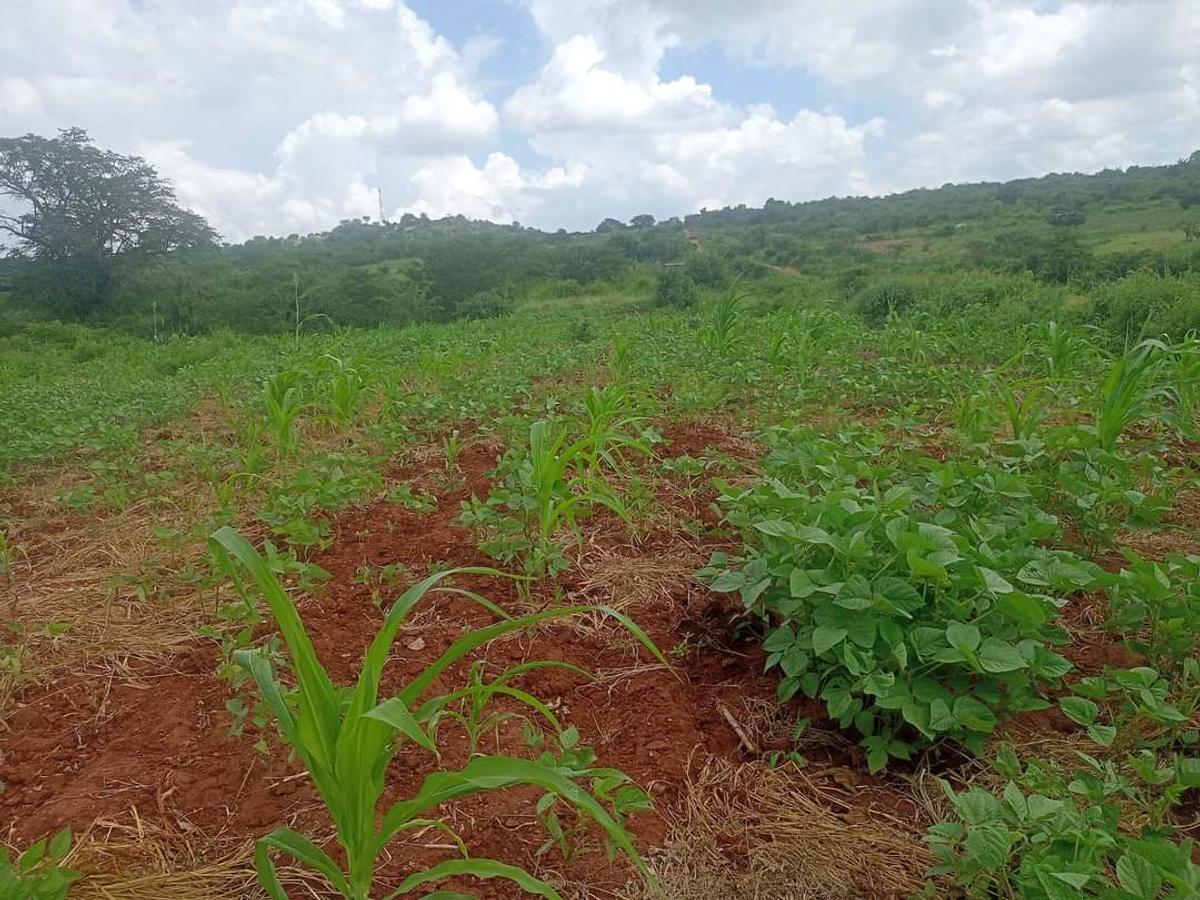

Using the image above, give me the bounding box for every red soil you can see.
[0,436,782,897]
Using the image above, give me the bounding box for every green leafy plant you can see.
[442,427,463,475]
[992,378,1047,443]
[704,430,1087,770]
[653,267,697,308]
[1107,551,1200,676]
[326,356,367,429]
[701,284,747,357]
[209,525,664,900]
[1,829,79,900]
[1164,332,1200,435]
[264,369,304,458]
[579,382,653,476]
[461,419,634,581]
[1093,339,1169,452]
[1029,320,1094,379]
[925,747,1200,899]
[428,658,589,757]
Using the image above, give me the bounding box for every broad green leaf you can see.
[1115,852,1162,898]
[1059,696,1098,726]
[833,575,873,610]
[954,696,997,733]
[978,639,1028,673]
[977,566,1014,595]
[929,699,955,732]
[794,525,839,550]
[752,519,799,539]
[789,567,816,598]
[996,591,1049,628]
[963,823,1011,870]
[811,625,847,655]
[945,621,981,653]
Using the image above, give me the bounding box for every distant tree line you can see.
[2,128,1199,338]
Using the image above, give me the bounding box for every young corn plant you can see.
[1093,339,1169,453]
[580,382,652,476]
[992,378,1047,443]
[1164,332,1200,437]
[701,284,748,357]
[442,428,463,475]
[523,420,630,578]
[264,369,304,458]
[0,526,12,616]
[326,357,367,430]
[460,420,634,583]
[209,526,664,900]
[427,659,590,757]
[1029,320,1094,379]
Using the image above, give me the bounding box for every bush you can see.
[852,278,919,323]
[455,289,512,320]
[685,252,731,288]
[654,268,698,308]
[1085,273,1200,345]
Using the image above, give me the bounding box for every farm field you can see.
[1,274,1199,899]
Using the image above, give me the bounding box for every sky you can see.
[2,0,1197,241]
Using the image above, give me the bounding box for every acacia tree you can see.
[0,127,217,318]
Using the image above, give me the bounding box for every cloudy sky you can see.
[2,0,1197,241]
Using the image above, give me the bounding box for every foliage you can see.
[684,251,731,288]
[263,369,304,458]
[460,418,638,580]
[0,128,216,319]
[1092,339,1169,452]
[209,526,664,900]
[852,278,917,324]
[0,829,79,899]
[925,746,1200,899]
[703,429,1084,770]
[653,267,698,308]
[701,285,748,357]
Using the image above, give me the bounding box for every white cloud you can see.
[1,0,1197,237]
[504,35,723,133]
[402,153,586,223]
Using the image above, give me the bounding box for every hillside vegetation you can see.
[1,144,1199,899]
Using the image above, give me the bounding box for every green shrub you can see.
[456,289,512,320]
[685,252,731,288]
[852,278,919,323]
[1085,273,1200,346]
[926,746,1200,898]
[653,268,698,308]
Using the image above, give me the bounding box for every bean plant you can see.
[703,428,1088,770]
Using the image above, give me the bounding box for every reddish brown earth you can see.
[3,419,1125,896]
[0,431,786,896]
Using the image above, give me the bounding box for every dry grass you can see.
[0,490,219,716]
[52,815,327,900]
[573,537,706,612]
[616,757,934,900]
[1163,490,1200,529]
[1116,527,1200,561]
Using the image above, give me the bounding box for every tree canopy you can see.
[0,127,217,317]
